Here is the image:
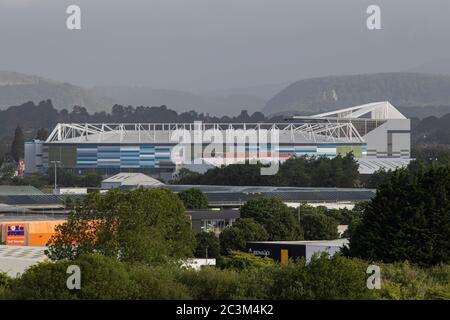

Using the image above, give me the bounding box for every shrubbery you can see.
[1,253,448,300]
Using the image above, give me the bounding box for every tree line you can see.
[173,153,360,187]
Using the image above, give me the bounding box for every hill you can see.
[0,71,113,112]
[263,73,450,115]
[0,71,268,116]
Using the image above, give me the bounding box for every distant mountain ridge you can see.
[0,71,114,112]
[0,71,273,116]
[263,73,450,115]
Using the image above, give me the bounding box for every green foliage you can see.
[376,262,450,300]
[11,260,77,300]
[348,165,450,266]
[10,126,24,162]
[412,146,450,166]
[2,252,449,300]
[46,188,196,265]
[220,251,274,271]
[178,267,241,300]
[1,169,103,188]
[194,232,220,259]
[48,168,103,188]
[12,255,137,300]
[365,168,395,189]
[178,188,208,209]
[240,198,303,241]
[219,218,268,255]
[128,264,191,299]
[301,213,339,240]
[265,254,376,300]
[0,272,12,300]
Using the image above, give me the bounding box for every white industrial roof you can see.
[102,172,165,187]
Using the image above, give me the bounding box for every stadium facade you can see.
[25,101,411,176]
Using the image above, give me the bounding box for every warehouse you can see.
[25,101,411,176]
[246,239,349,263]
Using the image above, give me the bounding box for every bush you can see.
[220,251,274,271]
[128,265,191,299]
[267,254,376,300]
[178,267,241,300]
[376,261,450,300]
[12,254,137,300]
[0,272,13,299]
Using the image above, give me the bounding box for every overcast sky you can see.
[0,0,449,92]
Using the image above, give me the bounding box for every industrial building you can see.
[246,239,349,263]
[24,101,411,176]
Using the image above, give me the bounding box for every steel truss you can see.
[46,122,364,144]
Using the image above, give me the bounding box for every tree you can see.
[365,169,394,188]
[301,213,339,240]
[219,218,268,255]
[178,188,208,209]
[46,188,196,264]
[10,126,24,162]
[194,232,220,259]
[36,128,48,141]
[347,165,450,266]
[240,198,303,241]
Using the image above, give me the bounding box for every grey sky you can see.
[0,0,449,92]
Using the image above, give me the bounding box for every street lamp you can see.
[51,160,61,194]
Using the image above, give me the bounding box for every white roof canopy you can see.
[310,101,406,120]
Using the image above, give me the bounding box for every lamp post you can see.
[51,160,61,194]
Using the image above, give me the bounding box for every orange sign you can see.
[5,224,27,246]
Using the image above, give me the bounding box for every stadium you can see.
[25,101,411,177]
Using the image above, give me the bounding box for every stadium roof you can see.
[293,101,407,120]
[46,122,365,145]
